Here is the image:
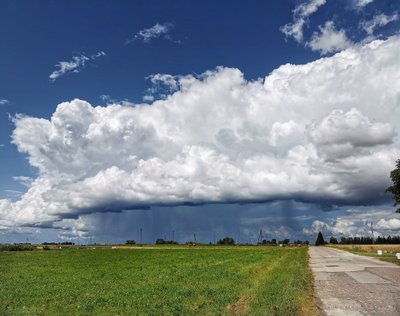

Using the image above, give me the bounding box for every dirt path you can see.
[309,246,400,316]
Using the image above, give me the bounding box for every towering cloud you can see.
[1,36,400,230]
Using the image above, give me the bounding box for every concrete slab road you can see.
[309,246,400,316]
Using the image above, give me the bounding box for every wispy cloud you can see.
[354,0,374,8]
[5,190,23,198]
[126,22,176,44]
[360,13,399,35]
[280,0,327,43]
[49,51,106,82]
[13,176,34,188]
[0,99,9,105]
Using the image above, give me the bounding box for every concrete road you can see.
[309,246,400,316]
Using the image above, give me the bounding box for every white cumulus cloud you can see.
[308,21,352,54]
[2,36,400,230]
[308,108,395,158]
[376,218,400,230]
[304,209,400,237]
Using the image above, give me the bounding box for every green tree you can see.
[329,236,338,244]
[315,232,325,246]
[386,159,400,213]
[155,238,165,244]
[217,237,235,245]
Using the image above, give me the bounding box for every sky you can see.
[1,0,400,244]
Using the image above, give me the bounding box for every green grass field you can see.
[0,246,316,316]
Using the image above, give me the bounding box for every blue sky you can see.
[1,0,400,244]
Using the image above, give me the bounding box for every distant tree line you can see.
[42,241,75,245]
[339,235,400,244]
[136,236,313,246]
[155,238,179,245]
[315,231,400,245]
[259,239,309,245]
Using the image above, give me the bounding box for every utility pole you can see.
[365,221,375,244]
[172,230,175,242]
[213,231,216,245]
[140,228,143,245]
[370,222,375,244]
[257,229,263,244]
[194,233,197,244]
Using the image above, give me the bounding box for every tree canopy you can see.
[315,232,325,246]
[217,237,235,245]
[386,159,400,213]
[329,236,338,244]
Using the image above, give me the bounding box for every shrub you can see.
[217,237,235,245]
[0,244,35,252]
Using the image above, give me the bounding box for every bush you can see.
[126,240,136,245]
[329,236,338,244]
[43,246,51,250]
[0,244,35,251]
[217,237,235,245]
[155,239,178,245]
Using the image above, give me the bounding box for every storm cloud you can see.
[1,36,400,230]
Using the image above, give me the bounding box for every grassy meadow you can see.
[0,246,316,315]
[328,244,400,266]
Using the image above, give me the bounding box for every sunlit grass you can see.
[0,246,316,315]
